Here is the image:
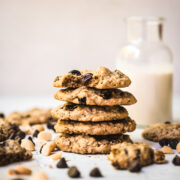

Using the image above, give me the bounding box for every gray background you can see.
[0,0,179,96]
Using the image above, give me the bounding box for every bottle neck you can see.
[127,18,163,42]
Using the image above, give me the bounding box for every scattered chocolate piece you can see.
[0,113,5,118]
[89,168,103,177]
[172,155,180,166]
[100,90,112,99]
[128,160,141,173]
[78,97,86,104]
[164,121,171,124]
[56,157,68,168]
[68,166,81,178]
[28,136,35,146]
[40,144,46,153]
[33,130,39,137]
[83,73,93,85]
[159,138,169,147]
[69,70,81,76]
[169,139,179,149]
[47,122,55,131]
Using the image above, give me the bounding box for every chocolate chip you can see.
[164,121,171,124]
[83,73,93,85]
[56,157,68,168]
[78,97,86,104]
[40,144,46,153]
[128,160,141,172]
[33,130,39,137]
[28,136,35,145]
[100,90,112,99]
[68,166,80,178]
[169,139,179,149]
[159,138,169,147]
[172,155,180,166]
[89,168,103,177]
[0,113,5,118]
[9,133,16,139]
[47,122,55,131]
[69,70,81,76]
[65,104,77,111]
[124,149,128,155]
[11,124,19,131]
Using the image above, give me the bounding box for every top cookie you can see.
[6,108,54,126]
[142,121,180,142]
[53,66,131,89]
[54,87,137,106]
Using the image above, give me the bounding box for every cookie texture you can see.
[54,134,132,154]
[55,117,136,135]
[51,103,128,122]
[53,66,131,89]
[142,121,180,142]
[0,140,32,166]
[54,87,137,106]
[0,118,25,142]
[108,142,154,169]
[6,108,54,125]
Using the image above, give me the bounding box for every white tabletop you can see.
[0,95,180,180]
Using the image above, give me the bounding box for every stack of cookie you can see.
[52,66,137,154]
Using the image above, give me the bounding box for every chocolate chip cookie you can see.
[55,117,136,135]
[54,87,137,106]
[142,121,180,142]
[51,103,128,122]
[0,118,25,142]
[108,142,154,169]
[54,134,132,154]
[0,140,32,166]
[6,108,54,125]
[53,66,131,89]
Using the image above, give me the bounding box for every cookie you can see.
[0,118,25,142]
[53,66,131,89]
[142,121,180,142]
[54,87,137,106]
[6,108,54,126]
[108,142,154,169]
[55,117,136,135]
[51,103,128,122]
[54,134,132,154]
[0,140,32,166]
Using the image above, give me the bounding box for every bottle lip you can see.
[125,16,165,23]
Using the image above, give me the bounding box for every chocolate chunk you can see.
[100,90,112,99]
[169,139,179,149]
[40,144,46,153]
[159,138,169,147]
[68,166,81,178]
[164,121,171,124]
[124,149,128,155]
[89,168,103,177]
[78,97,86,104]
[69,70,81,76]
[0,113,5,118]
[65,104,77,111]
[172,155,180,166]
[47,122,55,131]
[28,136,35,145]
[128,160,141,172]
[33,130,39,137]
[56,157,68,168]
[83,73,93,85]
[17,131,26,139]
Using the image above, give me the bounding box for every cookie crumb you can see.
[89,167,103,177]
[172,155,180,166]
[49,165,53,168]
[154,150,167,164]
[32,124,45,132]
[68,166,80,178]
[176,142,180,153]
[8,169,17,175]
[41,141,56,156]
[52,152,62,161]
[160,146,174,154]
[31,172,49,180]
[21,139,35,151]
[37,131,52,141]
[56,157,68,168]
[15,165,32,175]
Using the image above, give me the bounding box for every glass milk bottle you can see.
[116,17,173,127]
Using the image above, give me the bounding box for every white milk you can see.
[117,62,173,127]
